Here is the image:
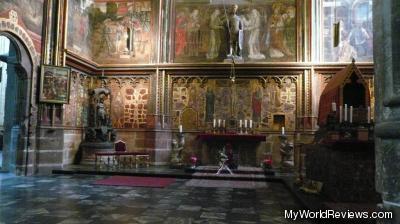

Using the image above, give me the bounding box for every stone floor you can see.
[0,174,311,224]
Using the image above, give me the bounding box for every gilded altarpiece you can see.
[170,75,299,131]
[107,77,150,128]
[63,71,90,127]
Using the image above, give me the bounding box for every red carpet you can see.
[93,176,175,188]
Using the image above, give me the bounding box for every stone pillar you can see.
[373,0,400,222]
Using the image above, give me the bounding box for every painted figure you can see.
[175,11,188,56]
[206,9,223,59]
[205,88,215,122]
[227,4,244,59]
[187,9,201,56]
[348,22,371,57]
[268,3,286,58]
[243,9,265,60]
[337,31,358,61]
[283,6,295,57]
[252,87,262,122]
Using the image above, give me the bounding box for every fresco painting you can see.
[67,0,154,64]
[174,0,296,63]
[323,0,373,62]
[63,72,89,127]
[108,78,150,129]
[171,78,297,130]
[0,0,44,52]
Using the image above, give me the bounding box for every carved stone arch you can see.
[0,19,38,174]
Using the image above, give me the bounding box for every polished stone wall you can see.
[373,0,400,222]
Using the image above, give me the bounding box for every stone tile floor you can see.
[0,174,311,224]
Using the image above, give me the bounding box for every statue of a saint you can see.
[96,97,107,126]
[227,4,244,59]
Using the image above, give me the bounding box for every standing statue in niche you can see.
[77,78,116,165]
[227,4,244,59]
[85,79,116,142]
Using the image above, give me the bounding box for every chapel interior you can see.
[0,0,399,223]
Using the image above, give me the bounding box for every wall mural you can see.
[108,77,150,128]
[174,0,296,63]
[67,0,155,65]
[323,0,373,62]
[63,71,90,127]
[0,0,43,52]
[171,76,297,131]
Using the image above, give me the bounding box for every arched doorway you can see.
[0,33,33,174]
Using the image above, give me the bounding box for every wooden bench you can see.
[95,151,150,169]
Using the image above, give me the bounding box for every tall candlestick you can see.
[213,119,216,128]
[179,125,183,133]
[239,120,242,128]
[367,106,371,124]
[244,120,248,128]
[344,104,348,122]
[350,106,353,123]
[339,105,343,123]
[218,119,221,128]
[281,127,285,135]
[249,120,253,129]
[332,102,337,112]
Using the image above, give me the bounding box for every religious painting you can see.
[66,0,156,65]
[67,0,92,60]
[108,77,150,129]
[0,0,44,52]
[173,0,297,63]
[322,0,373,62]
[63,72,89,127]
[260,77,296,130]
[170,77,297,131]
[39,65,71,104]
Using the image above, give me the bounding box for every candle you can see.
[162,115,165,127]
[218,119,221,128]
[344,104,348,122]
[250,120,253,129]
[244,120,248,128]
[367,106,371,124]
[222,120,226,128]
[332,102,337,112]
[179,125,183,133]
[339,105,343,123]
[281,127,285,135]
[213,119,216,128]
[239,120,242,128]
[350,106,353,123]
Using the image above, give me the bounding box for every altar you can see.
[196,133,266,167]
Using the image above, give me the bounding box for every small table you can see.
[94,151,150,169]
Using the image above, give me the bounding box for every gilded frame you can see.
[39,64,71,104]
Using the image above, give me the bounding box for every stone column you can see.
[373,0,400,222]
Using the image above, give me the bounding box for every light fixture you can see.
[333,0,340,47]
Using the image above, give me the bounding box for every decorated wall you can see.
[0,0,43,53]
[107,76,151,128]
[63,71,90,127]
[173,0,296,63]
[170,75,299,131]
[67,0,156,64]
